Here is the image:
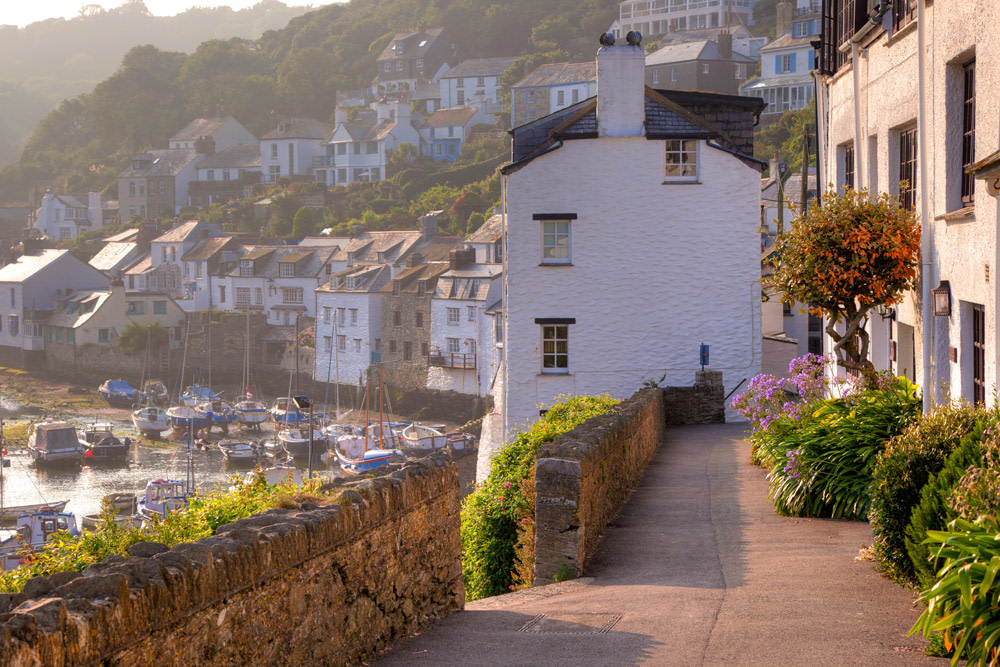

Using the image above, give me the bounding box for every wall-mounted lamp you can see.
[875,303,896,321]
[932,280,951,317]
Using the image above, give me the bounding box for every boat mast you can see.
[378,364,384,448]
[0,417,5,526]
[243,310,250,397]
[176,315,191,402]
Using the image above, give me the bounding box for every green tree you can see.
[755,99,817,177]
[117,321,169,355]
[770,188,921,375]
[292,206,315,238]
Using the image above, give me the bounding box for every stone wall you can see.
[0,456,463,666]
[533,387,664,584]
[661,370,725,426]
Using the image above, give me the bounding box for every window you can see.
[126,301,144,314]
[467,306,476,321]
[416,58,423,70]
[572,89,579,104]
[56,328,63,343]
[494,315,502,343]
[456,90,465,105]
[421,342,428,356]
[844,143,855,190]
[7,315,16,336]
[396,61,403,71]
[337,308,346,326]
[254,288,263,305]
[323,306,331,323]
[962,60,976,206]
[541,220,571,264]
[477,76,485,87]
[219,286,226,303]
[393,310,402,326]
[279,262,295,277]
[671,67,677,82]
[366,141,378,154]
[383,62,391,72]
[336,143,347,156]
[736,64,747,80]
[525,110,536,122]
[375,339,381,352]
[652,69,659,84]
[352,338,360,352]
[893,0,916,31]
[235,287,251,305]
[281,287,303,305]
[541,324,568,373]
[324,336,332,353]
[207,170,215,181]
[138,183,144,196]
[349,308,358,325]
[98,328,109,343]
[270,144,278,159]
[353,143,361,155]
[664,139,698,182]
[779,54,793,74]
[129,182,135,197]
[389,339,397,353]
[898,126,917,211]
[557,90,565,106]
[403,341,412,361]
[974,304,986,405]
[415,311,423,328]
[447,337,460,353]
[67,329,74,345]
[525,90,535,104]
[434,144,443,157]
[467,339,476,356]
[702,63,710,74]
[153,301,167,314]
[447,307,460,324]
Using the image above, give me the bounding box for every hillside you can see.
[0,0,618,205]
[0,0,312,168]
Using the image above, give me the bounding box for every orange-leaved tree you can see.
[770,187,920,376]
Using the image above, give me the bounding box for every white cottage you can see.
[487,36,765,469]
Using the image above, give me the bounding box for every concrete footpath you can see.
[376,423,946,666]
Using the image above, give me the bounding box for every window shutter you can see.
[808,50,815,70]
[775,55,782,73]
[789,52,797,72]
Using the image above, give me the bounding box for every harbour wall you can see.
[0,455,463,666]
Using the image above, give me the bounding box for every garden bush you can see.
[869,404,990,586]
[460,394,619,601]
[0,472,333,593]
[906,431,989,589]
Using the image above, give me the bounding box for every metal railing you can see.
[428,348,476,369]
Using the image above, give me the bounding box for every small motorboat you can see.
[325,423,363,440]
[79,423,129,464]
[217,439,260,462]
[133,403,170,434]
[235,393,268,427]
[178,385,219,407]
[335,447,405,476]
[261,439,284,458]
[137,479,190,521]
[0,500,69,527]
[27,420,84,466]
[98,379,141,407]
[400,423,476,451]
[270,397,308,426]
[0,509,79,571]
[81,493,139,531]
[166,405,211,432]
[278,428,327,459]
[141,380,169,405]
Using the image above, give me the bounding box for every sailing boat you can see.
[133,329,170,435]
[333,365,403,475]
[235,311,267,428]
[166,316,209,432]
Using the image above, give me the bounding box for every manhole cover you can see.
[519,613,622,635]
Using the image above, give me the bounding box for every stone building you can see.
[378,258,449,390]
[510,62,596,127]
[815,0,999,405]
[644,35,756,96]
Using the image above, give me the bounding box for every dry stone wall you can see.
[533,388,665,584]
[0,455,463,666]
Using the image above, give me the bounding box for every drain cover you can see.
[519,613,622,635]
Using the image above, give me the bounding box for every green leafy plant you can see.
[869,404,991,586]
[460,394,619,601]
[116,321,169,355]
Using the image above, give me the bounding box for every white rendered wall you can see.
[313,290,381,387]
[821,0,999,405]
[426,290,501,396]
[500,137,761,444]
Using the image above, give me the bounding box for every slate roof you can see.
[320,264,390,294]
[170,117,234,143]
[376,27,447,62]
[226,246,337,278]
[759,33,816,52]
[196,144,260,170]
[181,236,236,262]
[153,221,213,244]
[329,231,423,264]
[261,119,331,140]
[414,237,464,262]
[512,62,596,88]
[0,249,72,283]
[89,242,139,273]
[645,40,754,65]
[53,194,90,209]
[103,229,139,243]
[124,257,153,276]
[442,57,517,79]
[761,170,818,204]
[411,80,442,101]
[426,107,478,128]
[507,87,765,170]
[118,149,199,178]
[466,213,503,244]
[46,290,110,329]
[740,72,815,91]
[380,262,449,294]
[436,264,501,301]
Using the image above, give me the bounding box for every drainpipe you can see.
[850,41,864,189]
[917,0,932,413]
[811,70,826,197]
[500,171,508,441]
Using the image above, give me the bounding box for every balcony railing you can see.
[428,348,476,369]
[313,155,336,166]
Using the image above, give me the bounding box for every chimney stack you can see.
[334,107,347,124]
[776,1,793,36]
[419,211,441,239]
[449,247,475,270]
[194,135,216,156]
[596,33,646,138]
[717,32,733,60]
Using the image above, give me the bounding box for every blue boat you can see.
[98,379,140,407]
[179,385,219,407]
[165,405,211,431]
[269,397,309,425]
[195,399,238,425]
[334,447,405,475]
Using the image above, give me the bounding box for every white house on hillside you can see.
[313,264,392,387]
[125,220,222,299]
[169,116,256,151]
[421,106,489,162]
[315,101,422,186]
[439,57,516,108]
[260,119,331,184]
[34,192,118,240]
[486,36,765,471]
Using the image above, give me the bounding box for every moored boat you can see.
[132,404,170,434]
[0,509,79,571]
[195,399,238,427]
[81,493,139,531]
[400,423,476,451]
[179,385,218,407]
[335,447,405,475]
[137,479,190,521]
[235,394,268,427]
[27,421,84,466]
[0,500,69,527]
[141,380,169,405]
[165,405,211,431]
[80,423,129,464]
[278,428,327,459]
[217,439,260,462]
[270,397,308,426]
[98,379,140,407]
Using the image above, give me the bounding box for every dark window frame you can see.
[961,60,976,206]
[898,126,918,212]
[844,144,855,190]
[893,0,916,31]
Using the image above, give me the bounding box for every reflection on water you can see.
[0,425,342,521]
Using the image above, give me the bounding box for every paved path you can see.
[377,424,945,666]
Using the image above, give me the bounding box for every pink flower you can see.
[498,496,505,502]
[503,481,511,489]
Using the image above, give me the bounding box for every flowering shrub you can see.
[460,394,619,601]
[297,325,315,349]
